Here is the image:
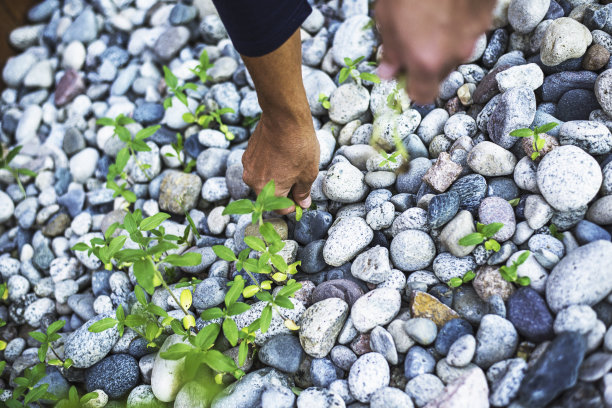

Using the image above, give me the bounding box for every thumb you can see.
[291,180,313,209]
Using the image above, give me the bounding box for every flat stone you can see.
[299,298,349,358]
[411,291,460,328]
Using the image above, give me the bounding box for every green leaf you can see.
[223,318,239,346]
[108,235,127,257]
[133,258,157,295]
[260,304,272,333]
[140,213,171,231]
[535,122,558,134]
[225,276,244,307]
[147,241,179,255]
[80,392,99,404]
[227,302,250,316]
[535,137,546,151]
[47,320,65,335]
[516,251,530,265]
[71,242,90,252]
[125,314,146,328]
[212,245,237,262]
[448,277,463,288]
[194,323,220,349]
[339,68,350,84]
[203,349,238,373]
[508,198,520,207]
[359,72,380,83]
[270,254,288,273]
[295,206,303,222]
[531,151,541,160]
[88,318,117,333]
[343,57,353,66]
[239,341,248,367]
[480,222,504,238]
[484,239,501,252]
[353,56,365,65]
[517,276,531,286]
[116,114,136,126]
[163,66,178,89]
[509,128,534,138]
[201,307,224,320]
[160,343,193,360]
[17,168,37,177]
[25,383,49,405]
[259,222,280,244]
[164,252,202,267]
[223,199,255,215]
[274,296,294,310]
[97,117,115,127]
[244,236,266,252]
[458,233,484,246]
[277,280,302,297]
[463,270,476,282]
[499,267,514,283]
[264,196,294,212]
[29,331,47,343]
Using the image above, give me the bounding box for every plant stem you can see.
[157,269,190,316]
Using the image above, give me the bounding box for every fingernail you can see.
[377,62,395,80]
[299,196,312,209]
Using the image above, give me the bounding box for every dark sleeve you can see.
[211,0,312,57]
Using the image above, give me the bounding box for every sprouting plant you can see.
[55,387,99,408]
[339,56,381,85]
[183,106,235,141]
[97,114,160,202]
[508,198,520,207]
[510,122,558,160]
[318,93,330,110]
[448,270,476,288]
[549,224,564,241]
[458,222,504,252]
[163,66,199,110]
[362,18,375,30]
[378,151,402,167]
[164,133,196,173]
[242,114,261,128]
[2,363,57,407]
[29,320,73,369]
[386,83,404,114]
[190,49,214,84]
[499,251,531,286]
[0,144,37,196]
[0,318,6,352]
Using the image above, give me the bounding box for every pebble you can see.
[296,387,344,408]
[495,63,544,91]
[586,195,612,225]
[211,368,291,408]
[348,352,390,403]
[557,89,601,122]
[507,287,554,342]
[542,70,598,102]
[405,373,445,407]
[323,217,373,267]
[427,192,460,229]
[329,83,370,125]
[390,229,436,272]
[299,298,349,358]
[474,314,518,368]
[449,174,488,213]
[370,386,413,408]
[411,291,461,329]
[540,18,593,66]
[554,304,597,335]
[404,318,438,346]
[524,194,554,230]
[596,69,612,117]
[260,384,296,408]
[259,334,304,374]
[323,161,368,203]
[508,0,550,34]
[574,219,612,244]
[446,334,476,368]
[478,196,516,241]
[294,210,333,245]
[350,288,401,332]
[64,312,120,368]
[432,253,476,283]
[350,246,391,284]
[440,210,477,257]
[85,354,139,399]
[425,367,489,408]
[311,279,363,306]
[488,87,536,149]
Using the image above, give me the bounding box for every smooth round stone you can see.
[443,114,476,140]
[440,210,477,257]
[405,373,444,407]
[506,250,548,293]
[595,69,612,117]
[472,265,515,301]
[366,201,395,230]
[474,314,518,368]
[294,210,333,245]
[524,195,554,230]
[404,318,438,346]
[299,298,349,358]
[449,174,488,213]
[579,352,612,382]
[369,326,398,365]
[508,0,550,34]
[192,277,226,310]
[487,178,519,201]
[439,71,464,100]
[446,334,476,368]
[586,195,612,226]
[329,83,370,125]
[487,358,528,406]
[0,191,14,223]
[298,240,327,274]
[453,286,489,325]
[332,15,376,66]
[541,70,598,103]
[488,87,536,149]
[350,246,391,284]
[573,220,611,244]
[507,287,554,342]
[323,217,373,267]
[390,230,436,272]
[468,140,518,176]
[350,288,401,333]
[557,90,602,122]
[396,158,432,194]
[495,63,544,92]
[348,353,390,403]
[559,120,612,155]
[296,387,344,408]
[553,304,597,335]
[365,171,396,189]
[478,196,516,242]
[404,346,435,380]
[417,109,449,144]
[64,312,120,368]
[536,145,602,212]
[310,358,338,388]
[85,354,139,399]
[432,253,476,283]
[540,18,593,66]
[323,161,368,203]
[391,208,428,236]
[427,191,460,229]
[370,387,414,408]
[330,345,358,371]
[312,279,364,306]
[211,368,291,408]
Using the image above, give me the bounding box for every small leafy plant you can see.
[510,122,558,160]
[448,270,476,288]
[549,224,564,241]
[508,198,520,207]
[55,387,99,408]
[183,106,235,141]
[458,222,504,252]
[318,93,330,110]
[189,49,214,84]
[29,320,72,369]
[378,150,402,167]
[0,144,37,196]
[164,133,196,173]
[339,56,380,85]
[500,251,531,286]
[2,363,57,407]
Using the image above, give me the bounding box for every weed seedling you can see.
[500,251,531,286]
[510,122,558,160]
[164,133,196,173]
[318,93,331,110]
[508,198,520,207]
[339,56,381,85]
[378,150,402,167]
[448,270,476,288]
[189,49,214,84]
[55,387,99,408]
[549,224,564,241]
[458,222,504,252]
[0,144,37,196]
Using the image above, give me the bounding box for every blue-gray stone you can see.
[529,54,584,75]
[396,158,431,194]
[556,89,600,122]
[330,345,358,371]
[62,7,97,43]
[488,87,536,149]
[148,126,178,145]
[128,337,158,358]
[482,29,509,68]
[169,3,197,25]
[294,210,333,245]
[541,71,599,102]
[583,4,612,32]
[92,270,112,296]
[487,178,519,201]
[297,240,327,274]
[100,45,129,68]
[28,0,59,21]
[429,284,454,307]
[14,197,37,229]
[193,277,227,310]
[404,346,435,380]
[85,354,140,399]
[310,358,339,388]
[258,334,304,374]
[573,220,612,245]
[365,189,393,212]
[427,191,460,229]
[311,279,364,306]
[36,367,69,403]
[33,243,54,271]
[134,102,165,126]
[507,287,554,343]
[434,319,474,356]
[544,1,565,20]
[449,174,487,213]
[518,332,586,407]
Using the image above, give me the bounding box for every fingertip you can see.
[377,62,398,81]
[296,195,312,209]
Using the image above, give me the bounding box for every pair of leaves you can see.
[448,270,476,288]
[499,251,531,286]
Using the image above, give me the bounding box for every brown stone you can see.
[473,65,511,104]
[582,44,611,71]
[54,69,85,106]
[158,171,202,215]
[521,133,559,161]
[245,218,288,241]
[422,152,463,193]
[42,213,70,237]
[350,333,372,355]
[411,291,460,328]
[472,265,515,301]
[445,96,465,115]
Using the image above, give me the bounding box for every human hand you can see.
[241,112,320,214]
[375,0,496,103]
